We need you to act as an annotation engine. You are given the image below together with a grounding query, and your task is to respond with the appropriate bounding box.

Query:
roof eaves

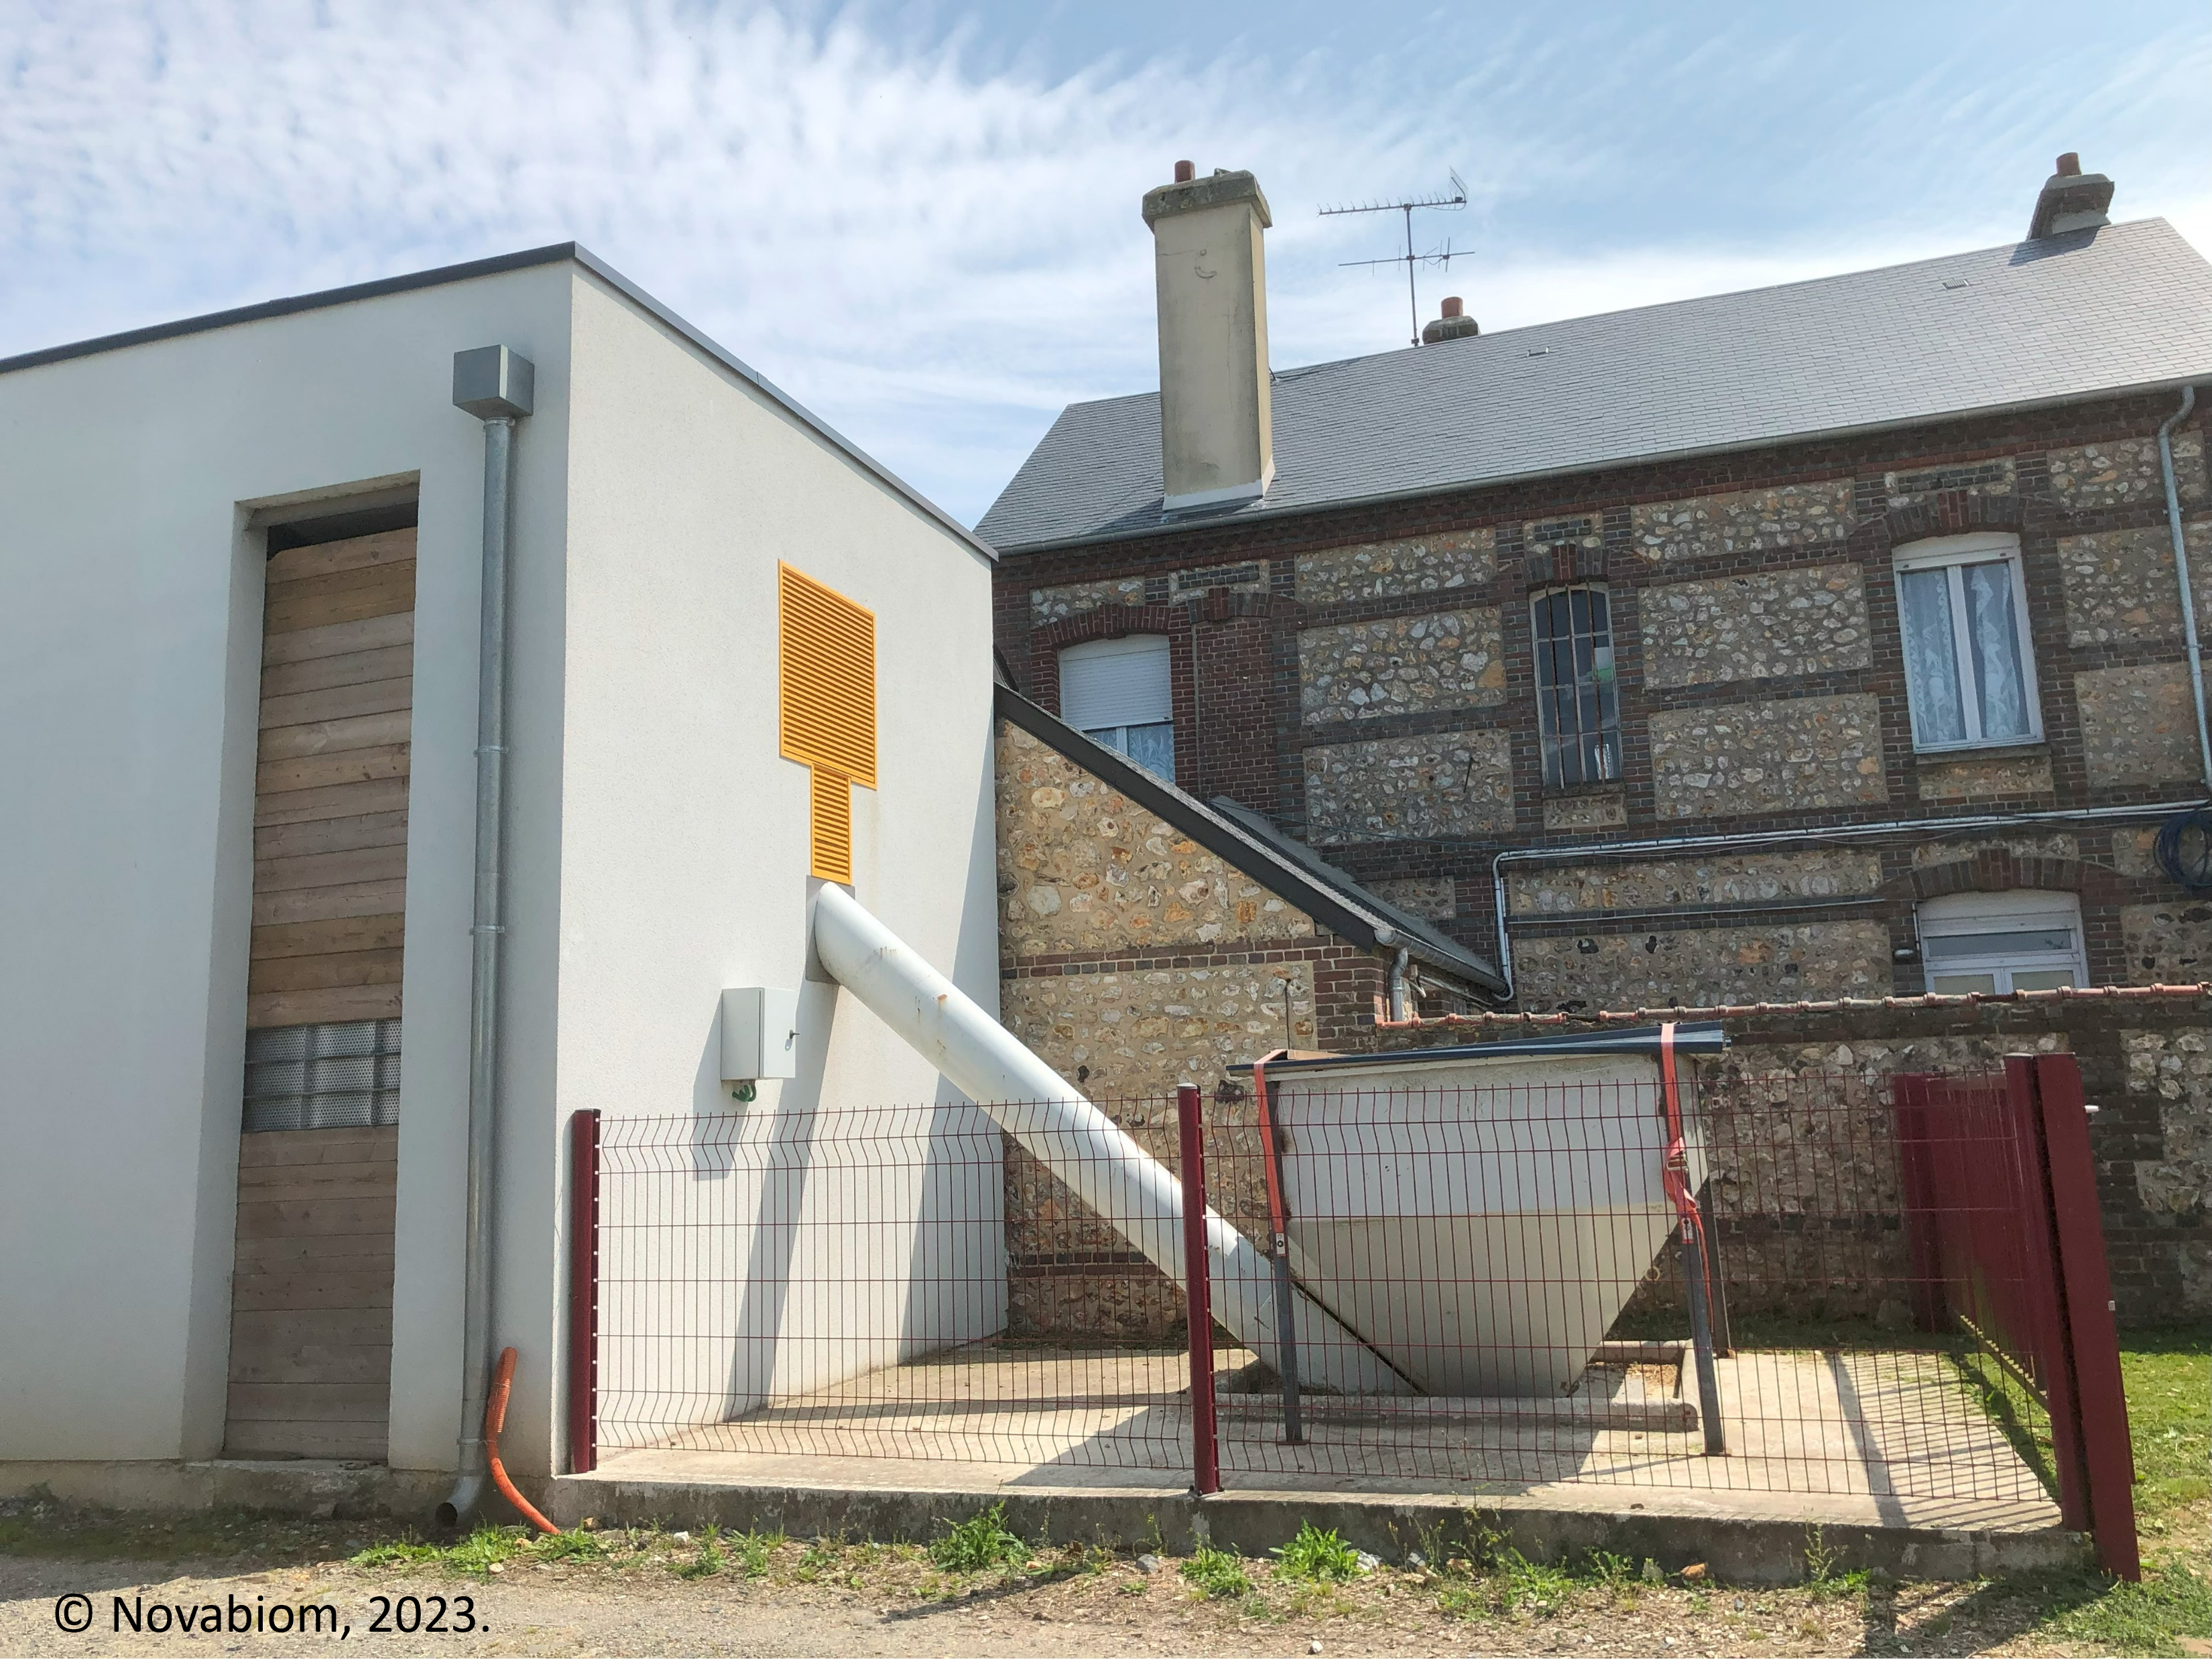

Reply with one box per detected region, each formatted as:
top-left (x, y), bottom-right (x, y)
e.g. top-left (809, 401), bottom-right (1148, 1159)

top-left (0, 241), bottom-right (995, 566)
top-left (988, 376), bottom-right (2212, 560)
top-left (993, 684), bottom-right (1503, 992)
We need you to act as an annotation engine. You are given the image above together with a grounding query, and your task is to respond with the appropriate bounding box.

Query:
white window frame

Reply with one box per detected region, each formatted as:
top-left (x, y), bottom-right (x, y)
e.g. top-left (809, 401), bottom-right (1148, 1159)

top-left (1914, 889), bottom-right (2088, 996)
top-left (1892, 533), bottom-right (2043, 753)
top-left (1058, 634), bottom-right (1175, 778)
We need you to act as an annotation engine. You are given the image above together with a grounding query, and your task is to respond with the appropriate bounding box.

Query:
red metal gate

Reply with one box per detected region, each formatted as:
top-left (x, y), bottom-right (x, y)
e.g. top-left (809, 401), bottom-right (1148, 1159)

top-left (1894, 1054), bottom-right (2139, 1579)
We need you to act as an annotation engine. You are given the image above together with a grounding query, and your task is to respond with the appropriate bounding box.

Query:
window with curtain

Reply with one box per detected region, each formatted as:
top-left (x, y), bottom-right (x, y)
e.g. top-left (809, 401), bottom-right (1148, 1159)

top-left (1914, 889), bottom-right (2087, 995)
top-left (1894, 534), bottom-right (2040, 751)
top-left (1532, 585), bottom-right (1621, 787)
top-left (1058, 635), bottom-right (1174, 779)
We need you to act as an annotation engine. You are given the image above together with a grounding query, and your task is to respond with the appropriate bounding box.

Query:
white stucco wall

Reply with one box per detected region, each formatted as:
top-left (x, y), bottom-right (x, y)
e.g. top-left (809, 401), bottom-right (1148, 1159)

top-left (0, 256), bottom-right (1001, 1483)
top-left (522, 274), bottom-right (1003, 1477)
top-left (0, 266), bottom-right (576, 1467)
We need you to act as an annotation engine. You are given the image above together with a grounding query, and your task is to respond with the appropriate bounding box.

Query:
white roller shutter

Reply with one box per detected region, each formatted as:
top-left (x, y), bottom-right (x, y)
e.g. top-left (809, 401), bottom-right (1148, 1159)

top-left (1059, 635), bottom-right (1172, 730)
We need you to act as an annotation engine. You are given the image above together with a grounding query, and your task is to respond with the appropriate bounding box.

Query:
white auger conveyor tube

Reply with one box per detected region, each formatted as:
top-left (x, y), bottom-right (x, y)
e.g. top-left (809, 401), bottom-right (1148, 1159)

top-left (812, 884), bottom-right (1407, 1395)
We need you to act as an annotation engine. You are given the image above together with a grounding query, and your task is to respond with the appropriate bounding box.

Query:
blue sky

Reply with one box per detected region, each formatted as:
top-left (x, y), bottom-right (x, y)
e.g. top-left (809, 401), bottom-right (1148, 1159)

top-left (5, 1), bottom-right (2206, 524)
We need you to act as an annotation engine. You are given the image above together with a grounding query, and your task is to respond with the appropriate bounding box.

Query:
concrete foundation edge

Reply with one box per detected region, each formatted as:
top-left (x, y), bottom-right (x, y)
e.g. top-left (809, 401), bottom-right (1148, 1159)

top-left (3, 1461), bottom-right (2089, 1586)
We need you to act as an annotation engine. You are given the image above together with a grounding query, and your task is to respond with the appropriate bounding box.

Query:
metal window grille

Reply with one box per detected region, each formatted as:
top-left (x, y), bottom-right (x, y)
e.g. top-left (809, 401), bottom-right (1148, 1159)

top-left (1533, 584), bottom-right (1620, 787)
top-left (241, 1019), bottom-right (402, 1132)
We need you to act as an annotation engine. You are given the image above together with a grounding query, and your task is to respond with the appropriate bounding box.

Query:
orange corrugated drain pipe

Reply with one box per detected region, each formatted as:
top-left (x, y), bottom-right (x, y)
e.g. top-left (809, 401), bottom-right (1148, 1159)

top-left (486, 1346), bottom-right (560, 1536)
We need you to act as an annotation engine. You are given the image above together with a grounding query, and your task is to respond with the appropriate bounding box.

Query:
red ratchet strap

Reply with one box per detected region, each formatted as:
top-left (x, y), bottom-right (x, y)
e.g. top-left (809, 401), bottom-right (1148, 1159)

top-left (1658, 1021), bottom-right (1705, 1236)
top-left (1251, 1049), bottom-right (1292, 1251)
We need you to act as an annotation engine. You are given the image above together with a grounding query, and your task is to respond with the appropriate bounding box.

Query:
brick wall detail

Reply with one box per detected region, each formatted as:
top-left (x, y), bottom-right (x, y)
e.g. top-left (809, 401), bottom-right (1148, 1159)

top-left (1915, 749), bottom-right (2055, 801)
top-left (1507, 848), bottom-right (1883, 916)
top-left (1511, 920), bottom-right (1891, 1013)
top-left (1032, 576), bottom-right (1146, 624)
top-left (1297, 608), bottom-right (1505, 722)
top-left (1641, 564), bottom-right (1870, 689)
top-left (1302, 728), bottom-right (1516, 842)
top-left (1646, 693), bottom-right (1887, 818)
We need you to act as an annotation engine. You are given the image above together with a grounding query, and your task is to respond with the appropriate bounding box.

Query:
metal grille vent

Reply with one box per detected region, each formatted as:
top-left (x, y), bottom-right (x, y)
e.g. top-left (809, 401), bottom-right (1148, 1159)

top-left (243, 1019), bottom-right (402, 1133)
top-left (778, 562), bottom-right (877, 883)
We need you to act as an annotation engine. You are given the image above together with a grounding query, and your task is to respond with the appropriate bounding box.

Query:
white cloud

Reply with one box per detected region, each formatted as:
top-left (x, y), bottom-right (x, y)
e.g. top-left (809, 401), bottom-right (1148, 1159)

top-left (2, 2), bottom-right (2205, 523)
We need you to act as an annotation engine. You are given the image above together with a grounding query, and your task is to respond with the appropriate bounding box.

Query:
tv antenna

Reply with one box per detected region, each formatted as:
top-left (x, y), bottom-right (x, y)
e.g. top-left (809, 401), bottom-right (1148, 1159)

top-left (1320, 170), bottom-right (1469, 347)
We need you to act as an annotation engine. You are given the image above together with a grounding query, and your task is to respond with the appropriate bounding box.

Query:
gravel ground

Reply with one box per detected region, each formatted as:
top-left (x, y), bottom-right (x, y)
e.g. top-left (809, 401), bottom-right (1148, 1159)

top-left (5, 1506), bottom-right (2202, 1659)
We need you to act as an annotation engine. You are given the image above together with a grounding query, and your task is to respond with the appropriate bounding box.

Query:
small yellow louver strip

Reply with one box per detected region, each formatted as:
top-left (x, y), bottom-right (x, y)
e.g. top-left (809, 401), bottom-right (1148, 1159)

top-left (779, 563), bottom-right (877, 885)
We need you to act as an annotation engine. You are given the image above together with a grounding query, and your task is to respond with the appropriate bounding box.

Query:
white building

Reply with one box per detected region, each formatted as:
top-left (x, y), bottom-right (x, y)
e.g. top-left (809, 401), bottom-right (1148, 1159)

top-left (0, 245), bottom-right (1001, 1496)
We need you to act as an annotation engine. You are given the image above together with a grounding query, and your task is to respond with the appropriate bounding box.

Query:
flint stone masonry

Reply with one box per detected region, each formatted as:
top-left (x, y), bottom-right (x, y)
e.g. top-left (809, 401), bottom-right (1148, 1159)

top-left (999, 962), bottom-right (1317, 1102)
top-left (1170, 561), bottom-right (1266, 602)
top-left (1294, 529), bottom-right (1498, 604)
top-left (2126, 1029), bottom-right (2212, 1220)
top-left (1512, 921), bottom-right (1890, 1012)
top-left (1302, 729), bottom-right (1516, 842)
top-left (1642, 564), bottom-right (1871, 689)
top-left (2048, 432), bottom-right (2207, 511)
top-left (1298, 608), bottom-right (1505, 723)
top-left (2074, 663), bottom-right (2201, 787)
top-left (2110, 828), bottom-right (2165, 877)
top-left (1510, 848), bottom-right (1882, 917)
top-left (2122, 902), bottom-right (2212, 984)
top-left (1373, 877), bottom-right (1456, 921)
top-left (1031, 576), bottom-right (1146, 624)
top-left (1544, 790), bottom-right (1627, 832)
top-left (1647, 694), bottom-right (1887, 818)
top-left (997, 724), bottom-right (1316, 957)
top-left (1916, 750), bottom-right (2054, 802)
top-left (2058, 521), bottom-right (2212, 647)
top-left (1912, 834), bottom-right (2077, 868)
top-left (1630, 480), bottom-right (1852, 563)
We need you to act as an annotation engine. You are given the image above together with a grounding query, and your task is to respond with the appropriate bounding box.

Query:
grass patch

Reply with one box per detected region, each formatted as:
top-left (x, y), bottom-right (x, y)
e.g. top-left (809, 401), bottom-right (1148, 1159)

top-left (1178, 1542), bottom-right (1251, 1598)
top-left (353, 1525), bottom-right (532, 1577)
top-left (731, 1527), bottom-right (783, 1578)
top-left (1271, 1521), bottom-right (1365, 1584)
top-left (926, 1504), bottom-right (1031, 1574)
top-left (1800, 1527), bottom-right (1868, 1601)
top-left (2118, 1331), bottom-right (2210, 1521)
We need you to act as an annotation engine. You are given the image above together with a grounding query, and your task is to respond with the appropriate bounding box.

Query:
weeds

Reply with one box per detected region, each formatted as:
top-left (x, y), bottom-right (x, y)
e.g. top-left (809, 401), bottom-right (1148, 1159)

top-left (672, 1527), bottom-right (724, 1580)
top-left (795, 1537), bottom-right (846, 1582)
top-left (731, 1527), bottom-right (783, 1578)
top-left (1801, 1525), bottom-right (1868, 1600)
top-left (1580, 1549), bottom-right (1639, 1597)
top-left (926, 1504), bottom-right (1031, 1574)
top-left (1179, 1542), bottom-right (1251, 1598)
top-left (1272, 1521), bottom-right (1365, 1584)
top-left (351, 1525), bottom-right (529, 1577)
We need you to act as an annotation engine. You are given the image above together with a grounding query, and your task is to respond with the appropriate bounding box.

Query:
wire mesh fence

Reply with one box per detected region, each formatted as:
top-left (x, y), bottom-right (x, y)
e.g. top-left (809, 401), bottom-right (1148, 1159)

top-left (580, 1059), bottom-right (2077, 1526)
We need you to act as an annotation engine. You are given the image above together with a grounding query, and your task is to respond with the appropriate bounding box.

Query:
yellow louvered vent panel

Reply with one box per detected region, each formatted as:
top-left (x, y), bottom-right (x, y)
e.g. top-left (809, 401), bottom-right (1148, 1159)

top-left (779, 563), bottom-right (876, 884)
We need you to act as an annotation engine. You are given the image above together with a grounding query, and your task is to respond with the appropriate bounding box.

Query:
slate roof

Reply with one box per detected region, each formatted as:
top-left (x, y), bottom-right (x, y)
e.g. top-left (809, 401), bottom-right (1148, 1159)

top-left (977, 217), bottom-right (2212, 552)
top-left (995, 684), bottom-right (1504, 994)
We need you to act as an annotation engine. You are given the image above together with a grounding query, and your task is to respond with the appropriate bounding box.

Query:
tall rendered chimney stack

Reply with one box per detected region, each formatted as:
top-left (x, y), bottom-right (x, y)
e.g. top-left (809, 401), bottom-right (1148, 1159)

top-left (1142, 162), bottom-right (1274, 511)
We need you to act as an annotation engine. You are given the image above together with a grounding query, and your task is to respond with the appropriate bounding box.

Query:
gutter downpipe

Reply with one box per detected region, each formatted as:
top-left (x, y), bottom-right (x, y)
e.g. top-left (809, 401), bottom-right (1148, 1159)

top-left (2156, 386), bottom-right (2211, 792)
top-left (440, 348), bottom-right (535, 1527)
top-left (1485, 799), bottom-right (2203, 1003)
top-left (1386, 946), bottom-right (1412, 1024)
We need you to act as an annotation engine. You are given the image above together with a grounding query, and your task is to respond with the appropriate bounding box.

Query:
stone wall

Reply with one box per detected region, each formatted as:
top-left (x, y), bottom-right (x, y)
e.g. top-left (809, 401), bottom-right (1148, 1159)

top-left (997, 722), bottom-right (1316, 957)
top-left (2074, 663), bottom-right (2201, 787)
top-left (1294, 529), bottom-right (1498, 603)
top-left (2048, 431), bottom-right (2207, 510)
top-left (1646, 694), bottom-right (1887, 818)
top-left (1302, 728), bottom-right (1515, 841)
top-left (1915, 749), bottom-right (2054, 801)
top-left (1508, 921), bottom-right (1891, 1013)
top-left (1297, 608), bottom-right (1504, 722)
top-left (1000, 962), bottom-right (1318, 1102)
top-left (2057, 520), bottom-right (2212, 646)
top-left (1640, 564), bottom-right (1871, 689)
top-left (1508, 848), bottom-right (1882, 915)
top-left (1629, 480), bottom-right (1853, 562)
top-left (1031, 576), bottom-right (1146, 623)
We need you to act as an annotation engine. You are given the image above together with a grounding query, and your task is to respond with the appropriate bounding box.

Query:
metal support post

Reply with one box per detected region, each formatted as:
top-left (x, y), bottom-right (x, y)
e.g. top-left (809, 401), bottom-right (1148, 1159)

top-left (1177, 1084), bottom-right (1220, 1496)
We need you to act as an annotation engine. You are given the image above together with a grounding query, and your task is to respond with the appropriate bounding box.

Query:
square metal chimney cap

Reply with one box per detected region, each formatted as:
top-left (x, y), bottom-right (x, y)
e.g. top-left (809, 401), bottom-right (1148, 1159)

top-left (452, 344), bottom-right (536, 419)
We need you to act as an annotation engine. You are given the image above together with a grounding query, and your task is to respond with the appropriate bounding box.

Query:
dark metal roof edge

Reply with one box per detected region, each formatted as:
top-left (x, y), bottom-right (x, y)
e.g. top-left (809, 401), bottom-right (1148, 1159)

top-left (1229, 1022), bottom-right (1729, 1073)
top-left (993, 684), bottom-right (1502, 990)
top-left (987, 379), bottom-right (2211, 559)
top-left (0, 241), bottom-right (996, 566)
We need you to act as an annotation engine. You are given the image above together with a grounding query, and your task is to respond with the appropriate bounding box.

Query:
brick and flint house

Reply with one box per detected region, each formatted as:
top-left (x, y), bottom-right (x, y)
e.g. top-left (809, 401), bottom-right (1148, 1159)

top-left (977, 155), bottom-right (2212, 1329)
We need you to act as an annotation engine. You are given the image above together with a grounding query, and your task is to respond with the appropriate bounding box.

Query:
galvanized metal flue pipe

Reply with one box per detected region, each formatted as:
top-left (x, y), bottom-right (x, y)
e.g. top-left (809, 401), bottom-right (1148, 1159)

top-left (441, 346), bottom-right (535, 1527)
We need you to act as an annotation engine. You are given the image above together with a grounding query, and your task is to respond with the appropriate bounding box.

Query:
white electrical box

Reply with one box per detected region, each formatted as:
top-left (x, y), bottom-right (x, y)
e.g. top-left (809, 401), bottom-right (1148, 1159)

top-left (720, 987), bottom-right (800, 1082)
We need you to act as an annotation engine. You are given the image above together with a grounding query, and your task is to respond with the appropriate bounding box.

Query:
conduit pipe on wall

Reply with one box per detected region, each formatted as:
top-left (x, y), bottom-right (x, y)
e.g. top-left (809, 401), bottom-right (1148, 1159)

top-left (811, 883), bottom-right (1408, 1395)
top-left (2156, 386), bottom-right (2211, 793)
top-left (440, 348), bottom-right (535, 1527)
top-left (1484, 800), bottom-right (2204, 1003)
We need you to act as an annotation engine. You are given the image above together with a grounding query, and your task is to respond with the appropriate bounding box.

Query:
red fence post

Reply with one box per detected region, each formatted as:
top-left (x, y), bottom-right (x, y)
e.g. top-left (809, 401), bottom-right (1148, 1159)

top-left (1177, 1082), bottom-right (1221, 1496)
top-left (1891, 1075), bottom-right (1947, 1332)
top-left (2030, 1055), bottom-right (2140, 1580)
top-left (2004, 1057), bottom-right (2090, 1531)
top-left (568, 1108), bottom-right (601, 1476)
